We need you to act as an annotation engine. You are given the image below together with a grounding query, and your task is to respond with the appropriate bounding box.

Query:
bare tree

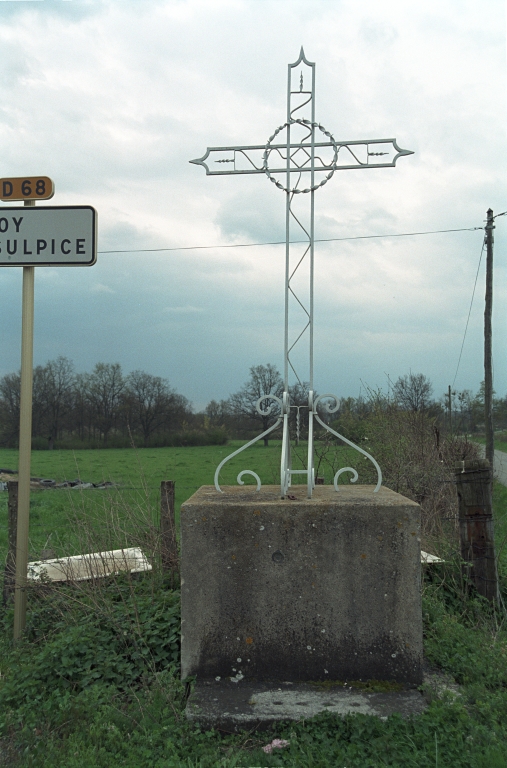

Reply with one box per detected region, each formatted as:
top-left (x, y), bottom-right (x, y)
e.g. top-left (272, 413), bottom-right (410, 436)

top-left (0, 358), bottom-right (75, 447)
top-left (0, 372), bottom-right (21, 446)
top-left (81, 363), bottom-right (125, 446)
top-left (393, 373), bottom-right (433, 412)
top-left (229, 364), bottom-right (284, 446)
top-left (205, 399), bottom-right (231, 425)
top-left (32, 365), bottom-right (50, 439)
top-left (32, 357), bottom-right (75, 447)
top-left (125, 370), bottom-right (177, 446)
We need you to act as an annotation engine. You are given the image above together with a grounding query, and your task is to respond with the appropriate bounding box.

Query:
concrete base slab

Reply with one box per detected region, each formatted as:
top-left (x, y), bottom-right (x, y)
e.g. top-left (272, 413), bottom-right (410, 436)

top-left (186, 679), bottom-right (427, 732)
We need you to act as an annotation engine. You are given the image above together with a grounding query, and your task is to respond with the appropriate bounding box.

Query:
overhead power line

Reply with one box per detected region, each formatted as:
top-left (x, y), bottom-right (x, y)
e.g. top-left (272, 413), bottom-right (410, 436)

top-left (452, 239), bottom-right (486, 387)
top-left (98, 225), bottom-right (483, 254)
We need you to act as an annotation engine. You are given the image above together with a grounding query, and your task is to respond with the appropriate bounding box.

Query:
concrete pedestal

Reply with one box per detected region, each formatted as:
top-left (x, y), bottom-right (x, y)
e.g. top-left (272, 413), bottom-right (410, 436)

top-left (180, 485), bottom-right (422, 688)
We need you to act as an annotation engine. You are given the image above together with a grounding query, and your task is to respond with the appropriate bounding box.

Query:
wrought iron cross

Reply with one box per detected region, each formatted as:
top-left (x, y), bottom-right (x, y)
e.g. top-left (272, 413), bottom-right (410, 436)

top-left (190, 48), bottom-right (413, 498)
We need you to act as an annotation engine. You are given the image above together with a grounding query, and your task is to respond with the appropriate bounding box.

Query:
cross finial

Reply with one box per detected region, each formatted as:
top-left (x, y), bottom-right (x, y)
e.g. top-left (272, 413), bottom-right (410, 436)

top-left (293, 46), bottom-right (312, 67)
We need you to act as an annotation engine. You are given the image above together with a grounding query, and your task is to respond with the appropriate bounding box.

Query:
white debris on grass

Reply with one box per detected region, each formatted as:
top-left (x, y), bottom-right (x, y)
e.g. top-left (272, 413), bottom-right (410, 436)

top-left (262, 739), bottom-right (290, 754)
top-left (27, 547), bottom-right (152, 583)
top-left (421, 550), bottom-right (444, 564)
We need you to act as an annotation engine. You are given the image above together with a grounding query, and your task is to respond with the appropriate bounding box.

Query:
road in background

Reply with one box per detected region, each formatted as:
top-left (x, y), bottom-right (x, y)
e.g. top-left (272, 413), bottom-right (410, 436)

top-left (477, 445), bottom-right (507, 487)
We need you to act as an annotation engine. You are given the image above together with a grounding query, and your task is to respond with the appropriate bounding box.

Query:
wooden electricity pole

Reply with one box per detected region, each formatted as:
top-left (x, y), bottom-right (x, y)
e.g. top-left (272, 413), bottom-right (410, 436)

top-left (484, 208), bottom-right (494, 470)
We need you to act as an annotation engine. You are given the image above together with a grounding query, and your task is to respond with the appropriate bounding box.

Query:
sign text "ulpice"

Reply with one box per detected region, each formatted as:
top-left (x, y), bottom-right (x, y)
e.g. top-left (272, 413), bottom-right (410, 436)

top-left (0, 216), bottom-right (87, 256)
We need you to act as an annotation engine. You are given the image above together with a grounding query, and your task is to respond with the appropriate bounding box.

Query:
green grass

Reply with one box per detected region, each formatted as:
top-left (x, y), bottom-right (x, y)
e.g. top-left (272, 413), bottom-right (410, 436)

top-left (0, 441), bottom-right (358, 563)
top-left (473, 436), bottom-right (507, 453)
top-left (0, 442), bottom-right (285, 562)
top-left (1, 446), bottom-right (507, 766)
top-left (493, 482), bottom-right (507, 572)
top-left (0, 439), bottom-right (357, 488)
top-left (2, 577), bottom-right (507, 767)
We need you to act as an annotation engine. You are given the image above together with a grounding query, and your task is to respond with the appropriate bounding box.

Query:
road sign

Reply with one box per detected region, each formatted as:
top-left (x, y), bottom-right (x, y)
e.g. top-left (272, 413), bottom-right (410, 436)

top-left (0, 205), bottom-right (97, 266)
top-left (0, 176), bottom-right (55, 202)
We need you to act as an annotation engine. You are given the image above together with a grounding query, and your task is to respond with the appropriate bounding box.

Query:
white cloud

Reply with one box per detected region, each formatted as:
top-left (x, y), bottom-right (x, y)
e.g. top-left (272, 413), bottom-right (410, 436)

top-left (91, 283), bottom-right (115, 294)
top-left (163, 305), bottom-right (204, 314)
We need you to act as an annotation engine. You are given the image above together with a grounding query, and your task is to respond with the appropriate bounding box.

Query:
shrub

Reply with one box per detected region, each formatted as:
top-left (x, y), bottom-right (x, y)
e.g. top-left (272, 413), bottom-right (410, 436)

top-left (0, 580), bottom-right (180, 718)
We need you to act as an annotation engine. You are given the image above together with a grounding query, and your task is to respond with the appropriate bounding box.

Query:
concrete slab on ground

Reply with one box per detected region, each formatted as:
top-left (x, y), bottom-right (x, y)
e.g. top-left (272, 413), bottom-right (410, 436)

top-left (186, 679), bottom-right (427, 732)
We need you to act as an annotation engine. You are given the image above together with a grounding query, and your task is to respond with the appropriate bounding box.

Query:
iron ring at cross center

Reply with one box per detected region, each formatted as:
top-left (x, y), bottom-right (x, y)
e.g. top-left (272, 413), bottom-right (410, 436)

top-left (262, 119), bottom-right (339, 194)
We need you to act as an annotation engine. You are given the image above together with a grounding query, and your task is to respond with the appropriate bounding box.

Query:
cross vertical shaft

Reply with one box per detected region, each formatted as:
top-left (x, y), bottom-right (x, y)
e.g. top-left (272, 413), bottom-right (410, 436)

top-left (281, 50), bottom-right (317, 496)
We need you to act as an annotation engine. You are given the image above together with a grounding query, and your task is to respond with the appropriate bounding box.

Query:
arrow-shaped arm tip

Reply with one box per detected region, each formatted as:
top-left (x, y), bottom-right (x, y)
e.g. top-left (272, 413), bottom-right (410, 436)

top-left (189, 149), bottom-right (211, 172)
top-left (392, 140), bottom-right (415, 163)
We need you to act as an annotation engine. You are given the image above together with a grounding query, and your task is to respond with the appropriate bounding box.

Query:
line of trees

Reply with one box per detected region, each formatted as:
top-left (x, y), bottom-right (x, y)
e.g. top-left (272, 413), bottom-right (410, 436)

top-left (205, 368), bottom-right (507, 446)
top-left (0, 357), bottom-right (212, 449)
top-left (1, 360), bottom-right (506, 450)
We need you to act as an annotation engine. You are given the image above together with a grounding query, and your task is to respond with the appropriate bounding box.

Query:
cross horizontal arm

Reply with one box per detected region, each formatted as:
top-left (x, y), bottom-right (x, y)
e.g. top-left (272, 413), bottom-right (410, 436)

top-left (189, 138), bottom-right (413, 176)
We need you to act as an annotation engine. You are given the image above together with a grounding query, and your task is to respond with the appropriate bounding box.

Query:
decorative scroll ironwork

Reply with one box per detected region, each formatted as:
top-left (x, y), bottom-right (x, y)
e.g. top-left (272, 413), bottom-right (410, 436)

top-left (191, 48), bottom-right (413, 497)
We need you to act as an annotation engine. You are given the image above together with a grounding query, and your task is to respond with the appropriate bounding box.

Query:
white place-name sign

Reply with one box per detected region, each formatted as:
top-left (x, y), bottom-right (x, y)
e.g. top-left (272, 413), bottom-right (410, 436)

top-left (0, 206), bottom-right (97, 266)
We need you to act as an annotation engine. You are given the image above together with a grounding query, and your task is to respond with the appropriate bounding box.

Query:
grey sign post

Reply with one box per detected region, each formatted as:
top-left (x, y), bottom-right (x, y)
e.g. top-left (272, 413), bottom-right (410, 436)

top-left (1, 197), bottom-right (98, 640)
top-left (191, 48), bottom-right (413, 499)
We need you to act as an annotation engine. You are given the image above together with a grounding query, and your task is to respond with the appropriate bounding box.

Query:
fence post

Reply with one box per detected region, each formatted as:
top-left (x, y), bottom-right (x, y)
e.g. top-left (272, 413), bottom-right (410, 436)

top-left (3, 481), bottom-right (18, 607)
top-left (160, 481), bottom-right (178, 584)
top-left (454, 459), bottom-right (498, 602)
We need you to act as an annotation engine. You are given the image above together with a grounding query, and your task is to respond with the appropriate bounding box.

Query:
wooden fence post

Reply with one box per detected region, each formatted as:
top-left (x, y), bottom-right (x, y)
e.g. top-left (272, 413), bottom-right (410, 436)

top-left (160, 481), bottom-right (178, 583)
top-left (454, 459), bottom-right (499, 602)
top-left (3, 481), bottom-right (18, 607)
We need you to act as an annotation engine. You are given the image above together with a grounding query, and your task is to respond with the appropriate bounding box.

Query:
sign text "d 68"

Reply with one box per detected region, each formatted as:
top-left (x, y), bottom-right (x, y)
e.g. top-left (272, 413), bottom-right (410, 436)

top-left (0, 177), bottom-right (55, 202)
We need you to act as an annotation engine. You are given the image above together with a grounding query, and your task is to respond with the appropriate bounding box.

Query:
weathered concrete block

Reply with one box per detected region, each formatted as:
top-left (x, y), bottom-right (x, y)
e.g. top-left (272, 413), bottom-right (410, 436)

top-left (180, 485), bottom-right (422, 685)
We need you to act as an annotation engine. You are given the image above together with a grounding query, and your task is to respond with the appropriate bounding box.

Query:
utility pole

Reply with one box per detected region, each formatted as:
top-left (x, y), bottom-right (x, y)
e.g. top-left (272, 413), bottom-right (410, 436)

top-left (484, 208), bottom-right (494, 470)
top-left (448, 385), bottom-right (452, 433)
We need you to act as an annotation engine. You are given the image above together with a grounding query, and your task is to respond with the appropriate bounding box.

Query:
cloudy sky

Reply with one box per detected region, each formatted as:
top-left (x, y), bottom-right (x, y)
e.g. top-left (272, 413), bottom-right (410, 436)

top-left (0, 0), bottom-right (505, 410)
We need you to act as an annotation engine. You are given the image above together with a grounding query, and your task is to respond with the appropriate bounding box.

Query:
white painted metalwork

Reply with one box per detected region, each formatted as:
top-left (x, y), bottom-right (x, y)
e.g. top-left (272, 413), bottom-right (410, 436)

top-left (191, 48), bottom-right (413, 498)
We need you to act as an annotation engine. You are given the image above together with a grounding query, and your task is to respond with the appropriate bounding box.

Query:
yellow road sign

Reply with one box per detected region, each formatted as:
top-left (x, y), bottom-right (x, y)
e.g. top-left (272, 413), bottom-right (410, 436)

top-left (0, 177), bottom-right (55, 201)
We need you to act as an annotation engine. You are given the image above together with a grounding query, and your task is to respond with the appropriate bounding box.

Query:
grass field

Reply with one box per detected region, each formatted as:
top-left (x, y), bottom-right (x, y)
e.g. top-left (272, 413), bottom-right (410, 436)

top-left (493, 482), bottom-right (507, 570)
top-left (0, 442), bottom-right (285, 563)
top-left (1, 444), bottom-right (507, 766)
top-left (0, 441), bottom-right (361, 563)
